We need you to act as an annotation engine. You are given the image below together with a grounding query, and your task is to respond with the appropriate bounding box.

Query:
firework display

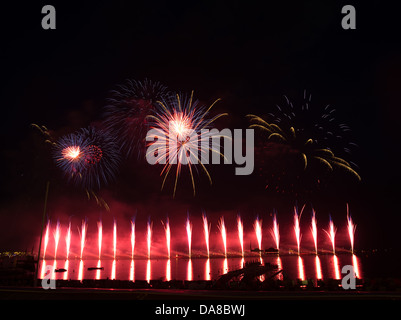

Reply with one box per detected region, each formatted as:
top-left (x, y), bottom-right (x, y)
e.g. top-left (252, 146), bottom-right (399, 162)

top-left (103, 79), bottom-right (169, 158)
top-left (146, 92), bottom-right (227, 196)
top-left (53, 126), bottom-right (121, 191)
top-left (247, 92), bottom-right (360, 197)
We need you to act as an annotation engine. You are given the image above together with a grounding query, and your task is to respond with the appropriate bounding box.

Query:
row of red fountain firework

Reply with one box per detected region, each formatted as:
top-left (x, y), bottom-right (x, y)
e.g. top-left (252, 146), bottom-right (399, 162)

top-left (40, 205), bottom-right (356, 260)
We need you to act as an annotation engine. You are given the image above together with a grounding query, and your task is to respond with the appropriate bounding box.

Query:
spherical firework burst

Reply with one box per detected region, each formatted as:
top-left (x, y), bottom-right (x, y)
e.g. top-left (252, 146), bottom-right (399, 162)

top-left (248, 92), bottom-right (360, 197)
top-left (103, 79), bottom-right (169, 159)
top-left (53, 126), bottom-right (121, 191)
top-left (146, 91), bottom-right (227, 197)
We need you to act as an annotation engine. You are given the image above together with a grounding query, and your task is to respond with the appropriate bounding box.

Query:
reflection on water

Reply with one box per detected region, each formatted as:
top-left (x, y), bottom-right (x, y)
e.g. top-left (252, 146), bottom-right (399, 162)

top-left (333, 255), bottom-right (341, 280)
top-left (205, 259), bottom-right (211, 281)
top-left (187, 259), bottom-right (193, 281)
top-left (315, 255), bottom-right (322, 280)
top-left (352, 254), bottom-right (360, 278)
top-left (297, 256), bottom-right (305, 281)
top-left (166, 259), bottom-right (171, 281)
top-left (130, 259), bottom-right (135, 282)
top-left (78, 260), bottom-right (84, 281)
top-left (146, 259), bottom-right (151, 283)
top-left (40, 254), bottom-right (363, 282)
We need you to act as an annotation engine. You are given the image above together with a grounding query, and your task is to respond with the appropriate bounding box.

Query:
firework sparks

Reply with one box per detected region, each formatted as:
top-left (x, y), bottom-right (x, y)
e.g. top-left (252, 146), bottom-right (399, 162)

top-left (97, 219), bottom-right (102, 259)
top-left (131, 217), bottom-right (136, 259)
top-left (293, 205), bottom-right (304, 255)
top-left (53, 220), bottom-right (60, 259)
top-left (254, 216), bottom-right (262, 252)
top-left (202, 212), bottom-right (211, 258)
top-left (311, 209), bottom-right (318, 254)
top-left (43, 219), bottom-right (50, 259)
top-left (186, 214), bottom-right (193, 259)
top-left (324, 216), bottom-right (337, 254)
top-left (146, 92), bottom-right (227, 197)
top-left (247, 93), bottom-right (360, 196)
top-left (79, 218), bottom-right (88, 260)
top-left (103, 79), bottom-right (169, 158)
top-left (218, 216), bottom-right (227, 257)
top-left (65, 221), bottom-right (71, 260)
top-left (113, 218), bottom-right (117, 259)
top-left (53, 126), bottom-right (121, 191)
top-left (270, 211), bottom-right (280, 251)
top-left (347, 204), bottom-right (356, 253)
top-left (147, 219), bottom-right (153, 259)
top-left (237, 215), bottom-right (244, 257)
top-left (163, 217), bottom-right (171, 259)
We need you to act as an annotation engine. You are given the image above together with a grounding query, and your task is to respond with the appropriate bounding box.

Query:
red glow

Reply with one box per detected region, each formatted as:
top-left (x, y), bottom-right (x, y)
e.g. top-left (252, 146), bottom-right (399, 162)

top-left (270, 213), bottom-right (280, 251)
top-left (294, 207), bottom-right (302, 255)
top-left (113, 219), bottom-right (117, 259)
top-left (333, 255), bottom-right (340, 279)
top-left (205, 259), bottom-right (211, 280)
top-left (311, 209), bottom-right (318, 254)
top-left (166, 259), bottom-right (171, 281)
top-left (65, 222), bottom-right (71, 260)
top-left (147, 220), bottom-right (152, 259)
top-left (347, 205), bottom-right (356, 253)
top-left (79, 219), bottom-right (87, 259)
top-left (146, 259), bottom-right (151, 283)
top-left (237, 215), bottom-right (244, 257)
top-left (298, 256), bottom-right (305, 281)
top-left (130, 259), bottom-right (135, 282)
top-left (218, 217), bottom-right (227, 257)
top-left (53, 220), bottom-right (60, 259)
top-left (96, 260), bottom-right (101, 280)
top-left (254, 217), bottom-right (262, 252)
top-left (325, 217), bottom-right (337, 255)
top-left (352, 254), bottom-right (360, 279)
top-left (315, 255), bottom-right (322, 280)
top-left (97, 219), bottom-right (102, 259)
top-left (186, 217), bottom-right (192, 258)
top-left (163, 218), bottom-right (171, 259)
top-left (43, 220), bottom-right (50, 259)
top-left (130, 220), bottom-right (135, 259)
top-left (187, 259), bottom-right (193, 281)
top-left (202, 213), bottom-right (211, 258)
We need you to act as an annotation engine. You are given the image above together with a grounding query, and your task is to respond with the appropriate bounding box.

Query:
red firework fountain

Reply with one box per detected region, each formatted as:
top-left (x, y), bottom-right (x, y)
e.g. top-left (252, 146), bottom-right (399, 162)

top-left (113, 219), bottom-right (117, 259)
top-left (147, 220), bottom-right (152, 259)
top-left (186, 216), bottom-right (192, 258)
top-left (218, 217), bottom-right (227, 257)
top-left (163, 217), bottom-right (171, 259)
top-left (53, 220), bottom-right (60, 259)
top-left (65, 221), bottom-right (71, 260)
top-left (325, 216), bottom-right (337, 254)
top-left (43, 220), bottom-right (50, 259)
top-left (131, 218), bottom-right (136, 259)
top-left (254, 217), bottom-right (262, 252)
top-left (202, 213), bottom-right (211, 258)
top-left (347, 204), bottom-right (356, 253)
top-left (311, 209), bottom-right (318, 254)
top-left (293, 206), bottom-right (303, 255)
top-left (237, 215), bottom-right (244, 257)
top-left (97, 219), bottom-right (102, 259)
top-left (270, 212), bottom-right (280, 252)
top-left (79, 218), bottom-right (88, 260)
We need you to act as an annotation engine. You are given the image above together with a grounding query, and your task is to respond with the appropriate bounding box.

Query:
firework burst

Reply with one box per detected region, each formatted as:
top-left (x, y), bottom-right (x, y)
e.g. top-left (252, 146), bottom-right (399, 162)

top-left (53, 126), bottom-right (121, 192)
top-left (146, 92), bottom-right (227, 196)
top-left (247, 92), bottom-right (360, 196)
top-left (103, 79), bottom-right (169, 158)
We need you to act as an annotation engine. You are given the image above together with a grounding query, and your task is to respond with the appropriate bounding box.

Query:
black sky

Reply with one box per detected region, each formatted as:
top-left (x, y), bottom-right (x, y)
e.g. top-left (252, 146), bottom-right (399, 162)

top-left (1, 1), bottom-right (401, 251)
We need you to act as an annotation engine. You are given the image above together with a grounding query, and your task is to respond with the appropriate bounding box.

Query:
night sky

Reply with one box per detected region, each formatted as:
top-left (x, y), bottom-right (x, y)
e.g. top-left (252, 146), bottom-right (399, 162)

top-left (1, 1), bottom-right (400, 253)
